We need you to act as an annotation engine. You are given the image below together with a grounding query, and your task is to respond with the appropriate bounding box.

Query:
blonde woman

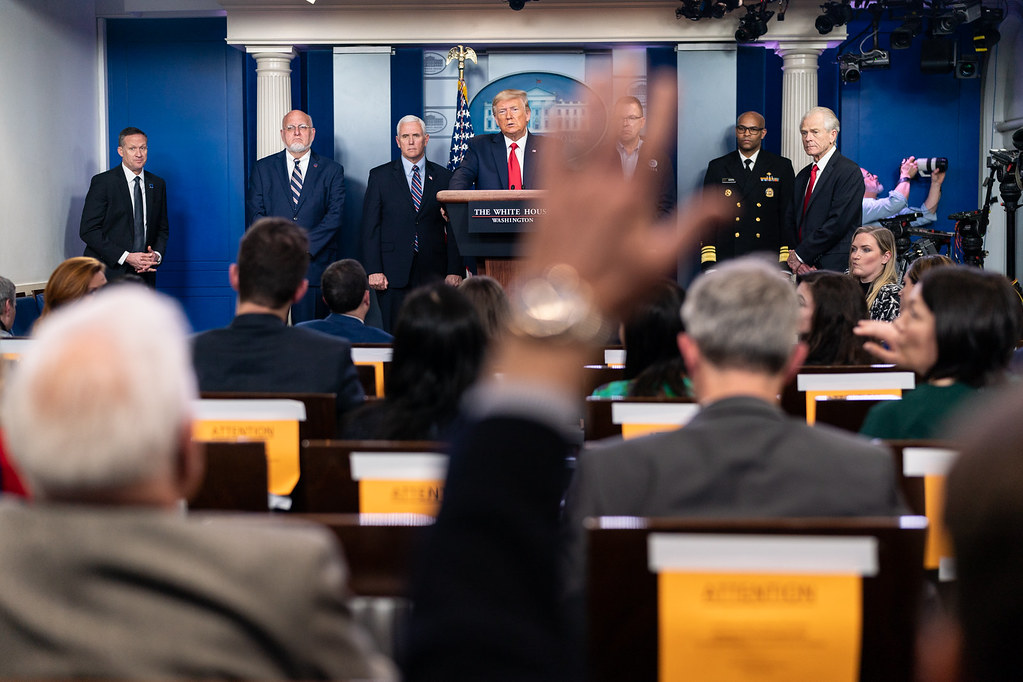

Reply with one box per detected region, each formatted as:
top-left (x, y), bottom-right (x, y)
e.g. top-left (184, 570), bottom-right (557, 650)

top-left (849, 225), bottom-right (900, 321)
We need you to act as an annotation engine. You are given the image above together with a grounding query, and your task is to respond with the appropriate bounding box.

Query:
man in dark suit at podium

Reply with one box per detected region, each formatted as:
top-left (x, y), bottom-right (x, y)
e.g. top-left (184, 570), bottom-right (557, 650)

top-left (361, 115), bottom-right (462, 332)
top-left (247, 110), bottom-right (345, 322)
top-left (79, 127), bottom-right (169, 284)
top-left (450, 89), bottom-right (545, 191)
top-left (702, 111), bottom-right (794, 268)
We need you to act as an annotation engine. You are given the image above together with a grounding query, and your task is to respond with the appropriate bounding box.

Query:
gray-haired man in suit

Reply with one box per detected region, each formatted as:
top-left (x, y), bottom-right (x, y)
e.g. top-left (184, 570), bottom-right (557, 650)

top-left (563, 256), bottom-right (905, 600)
top-left (0, 285), bottom-right (394, 680)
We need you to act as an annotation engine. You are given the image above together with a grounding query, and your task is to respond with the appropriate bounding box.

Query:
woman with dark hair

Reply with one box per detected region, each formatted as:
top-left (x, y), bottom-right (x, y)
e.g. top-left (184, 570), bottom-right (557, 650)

top-left (899, 253), bottom-right (953, 304)
top-left (849, 225), bottom-right (900, 321)
top-left (39, 257), bottom-right (106, 320)
top-left (796, 270), bottom-right (872, 365)
top-left (591, 280), bottom-right (690, 398)
top-left (344, 282), bottom-right (486, 440)
top-left (855, 266), bottom-right (1022, 439)
top-left (459, 275), bottom-right (509, 343)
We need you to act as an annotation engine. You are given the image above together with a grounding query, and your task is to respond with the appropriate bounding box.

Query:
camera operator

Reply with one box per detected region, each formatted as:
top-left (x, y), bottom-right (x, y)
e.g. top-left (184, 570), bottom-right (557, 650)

top-left (862, 156), bottom-right (945, 227)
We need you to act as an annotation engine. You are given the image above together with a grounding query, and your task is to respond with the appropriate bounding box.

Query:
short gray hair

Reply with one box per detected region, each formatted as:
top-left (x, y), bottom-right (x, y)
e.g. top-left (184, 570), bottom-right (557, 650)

top-left (681, 257), bottom-right (798, 374)
top-left (0, 276), bottom-right (14, 307)
top-left (396, 115), bottom-right (427, 136)
top-left (1, 287), bottom-right (196, 499)
top-left (801, 106), bottom-right (840, 133)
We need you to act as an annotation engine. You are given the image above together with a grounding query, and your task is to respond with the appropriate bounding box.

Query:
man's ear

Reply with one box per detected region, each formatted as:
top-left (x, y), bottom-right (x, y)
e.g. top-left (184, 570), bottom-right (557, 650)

top-left (678, 333), bottom-right (700, 371)
top-left (361, 289), bottom-right (370, 307)
top-left (228, 264), bottom-right (240, 293)
top-left (174, 422), bottom-right (204, 503)
top-left (292, 279), bottom-right (309, 304)
top-left (783, 341), bottom-right (809, 384)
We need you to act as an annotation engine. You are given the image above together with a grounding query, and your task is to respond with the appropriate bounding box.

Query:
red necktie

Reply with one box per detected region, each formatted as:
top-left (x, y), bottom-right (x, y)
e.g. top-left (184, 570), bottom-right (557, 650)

top-left (508, 142), bottom-right (522, 190)
top-left (800, 163), bottom-right (818, 240)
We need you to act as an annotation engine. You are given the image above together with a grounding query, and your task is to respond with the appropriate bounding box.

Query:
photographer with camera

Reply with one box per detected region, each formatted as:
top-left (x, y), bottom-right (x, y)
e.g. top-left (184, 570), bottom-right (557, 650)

top-left (862, 157), bottom-right (947, 228)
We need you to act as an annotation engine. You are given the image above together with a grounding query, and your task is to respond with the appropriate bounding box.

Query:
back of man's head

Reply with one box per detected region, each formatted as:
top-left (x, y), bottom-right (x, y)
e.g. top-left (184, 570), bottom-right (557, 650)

top-left (237, 217), bottom-right (310, 308)
top-left (0, 275), bottom-right (14, 323)
top-left (681, 257), bottom-right (798, 374)
top-left (322, 259), bottom-right (368, 314)
top-left (0, 287), bottom-right (196, 501)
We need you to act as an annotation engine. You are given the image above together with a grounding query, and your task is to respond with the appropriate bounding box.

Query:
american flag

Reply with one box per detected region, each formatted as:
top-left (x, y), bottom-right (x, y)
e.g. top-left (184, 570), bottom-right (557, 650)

top-left (447, 78), bottom-right (474, 171)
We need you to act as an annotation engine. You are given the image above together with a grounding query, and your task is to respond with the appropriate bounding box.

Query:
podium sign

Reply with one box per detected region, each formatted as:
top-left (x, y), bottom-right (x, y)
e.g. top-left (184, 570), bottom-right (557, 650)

top-left (468, 200), bottom-right (546, 234)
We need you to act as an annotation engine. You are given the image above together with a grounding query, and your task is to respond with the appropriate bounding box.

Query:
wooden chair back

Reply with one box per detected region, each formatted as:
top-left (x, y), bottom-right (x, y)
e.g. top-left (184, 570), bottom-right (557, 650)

top-left (586, 516), bottom-right (927, 682)
top-left (291, 513), bottom-right (433, 597)
top-left (584, 397), bottom-right (699, 441)
top-left (295, 439), bottom-right (447, 514)
top-left (200, 391), bottom-right (336, 440)
top-left (351, 344), bottom-right (393, 397)
top-left (189, 441), bottom-right (268, 511)
top-left (885, 439), bottom-right (959, 575)
top-left (781, 365), bottom-right (915, 424)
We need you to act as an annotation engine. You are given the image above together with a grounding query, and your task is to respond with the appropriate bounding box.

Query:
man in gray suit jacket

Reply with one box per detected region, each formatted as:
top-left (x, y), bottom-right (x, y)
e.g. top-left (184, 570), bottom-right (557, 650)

top-left (0, 286), bottom-right (394, 680)
top-left (563, 257), bottom-right (905, 599)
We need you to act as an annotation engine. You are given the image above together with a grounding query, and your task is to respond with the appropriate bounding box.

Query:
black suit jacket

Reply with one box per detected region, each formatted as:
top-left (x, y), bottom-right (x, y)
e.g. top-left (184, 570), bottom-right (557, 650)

top-left (404, 415), bottom-right (573, 680)
top-left (361, 159), bottom-right (461, 289)
top-left (703, 149), bottom-right (794, 262)
top-left (80, 166), bottom-right (169, 277)
top-left (191, 313), bottom-right (365, 426)
top-left (794, 150), bottom-right (865, 271)
top-left (246, 151), bottom-right (345, 283)
top-left (449, 133), bottom-right (545, 190)
top-left (611, 142), bottom-right (676, 218)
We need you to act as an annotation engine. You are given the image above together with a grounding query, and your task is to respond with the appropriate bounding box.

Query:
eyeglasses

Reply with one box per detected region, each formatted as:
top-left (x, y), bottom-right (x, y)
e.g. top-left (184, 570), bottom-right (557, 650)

top-left (620, 115), bottom-right (644, 123)
top-left (285, 125), bottom-right (312, 133)
top-left (735, 125), bottom-right (764, 134)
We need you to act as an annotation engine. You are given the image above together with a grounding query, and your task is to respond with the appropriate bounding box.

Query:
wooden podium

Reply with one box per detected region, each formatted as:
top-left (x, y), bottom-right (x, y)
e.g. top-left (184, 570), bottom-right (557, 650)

top-left (438, 189), bottom-right (546, 289)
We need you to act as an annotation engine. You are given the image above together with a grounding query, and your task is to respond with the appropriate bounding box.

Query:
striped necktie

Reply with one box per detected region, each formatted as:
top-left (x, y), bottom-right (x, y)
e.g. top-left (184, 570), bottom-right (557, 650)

top-left (411, 164), bottom-right (423, 211)
top-left (291, 157), bottom-right (303, 207)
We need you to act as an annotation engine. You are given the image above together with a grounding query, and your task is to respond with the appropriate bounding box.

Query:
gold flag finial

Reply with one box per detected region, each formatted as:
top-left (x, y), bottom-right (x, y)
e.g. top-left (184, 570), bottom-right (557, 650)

top-left (445, 45), bottom-right (478, 81)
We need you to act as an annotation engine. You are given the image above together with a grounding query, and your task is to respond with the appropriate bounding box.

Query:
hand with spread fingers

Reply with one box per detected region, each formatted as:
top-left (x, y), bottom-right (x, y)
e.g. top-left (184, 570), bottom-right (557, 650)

top-left (494, 73), bottom-right (731, 392)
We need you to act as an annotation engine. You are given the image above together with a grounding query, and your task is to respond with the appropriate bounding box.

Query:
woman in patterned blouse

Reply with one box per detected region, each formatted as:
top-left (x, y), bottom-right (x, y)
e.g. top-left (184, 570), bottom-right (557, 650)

top-left (849, 225), bottom-right (901, 322)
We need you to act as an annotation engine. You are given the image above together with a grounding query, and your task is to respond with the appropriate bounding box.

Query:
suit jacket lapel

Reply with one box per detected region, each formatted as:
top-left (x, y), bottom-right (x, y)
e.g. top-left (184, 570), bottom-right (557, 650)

top-left (115, 167), bottom-right (134, 215)
top-left (491, 134), bottom-right (509, 189)
top-left (420, 162), bottom-right (438, 213)
top-left (392, 159), bottom-right (419, 213)
top-left (294, 152), bottom-right (321, 213)
top-left (523, 135), bottom-right (539, 189)
top-left (805, 155), bottom-right (834, 213)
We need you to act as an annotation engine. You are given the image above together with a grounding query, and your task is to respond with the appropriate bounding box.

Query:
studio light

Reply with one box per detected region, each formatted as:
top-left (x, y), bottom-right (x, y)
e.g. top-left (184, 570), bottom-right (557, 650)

top-left (815, 1), bottom-right (853, 35)
top-left (932, 1), bottom-right (981, 35)
top-left (508, 0), bottom-right (535, 9)
top-left (972, 7), bottom-right (1004, 51)
top-left (839, 54), bottom-right (861, 83)
top-left (891, 16), bottom-right (923, 49)
top-left (676, 0), bottom-right (742, 22)
top-left (735, 6), bottom-right (774, 42)
top-left (955, 53), bottom-right (980, 78)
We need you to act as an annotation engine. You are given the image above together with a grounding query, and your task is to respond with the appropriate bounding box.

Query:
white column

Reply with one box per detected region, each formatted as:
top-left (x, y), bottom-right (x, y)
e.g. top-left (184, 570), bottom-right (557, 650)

top-left (774, 42), bottom-right (832, 168)
top-left (246, 46), bottom-right (297, 160)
